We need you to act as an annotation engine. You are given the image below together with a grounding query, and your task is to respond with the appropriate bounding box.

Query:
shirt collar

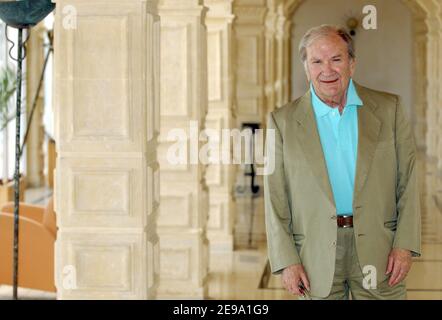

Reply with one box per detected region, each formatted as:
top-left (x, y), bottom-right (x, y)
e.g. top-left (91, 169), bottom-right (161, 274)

top-left (310, 79), bottom-right (363, 118)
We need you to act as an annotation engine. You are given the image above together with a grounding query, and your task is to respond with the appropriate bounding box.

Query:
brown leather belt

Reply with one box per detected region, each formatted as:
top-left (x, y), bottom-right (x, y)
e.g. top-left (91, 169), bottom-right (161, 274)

top-left (337, 215), bottom-right (353, 228)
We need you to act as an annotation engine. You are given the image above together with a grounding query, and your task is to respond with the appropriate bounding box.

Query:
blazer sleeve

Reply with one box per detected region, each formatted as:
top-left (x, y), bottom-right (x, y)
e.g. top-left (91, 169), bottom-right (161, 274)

top-left (264, 111), bottom-right (302, 274)
top-left (392, 96), bottom-right (421, 257)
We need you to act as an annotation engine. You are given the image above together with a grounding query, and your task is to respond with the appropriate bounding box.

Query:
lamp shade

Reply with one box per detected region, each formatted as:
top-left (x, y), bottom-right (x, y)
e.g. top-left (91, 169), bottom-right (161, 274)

top-left (0, 0), bottom-right (55, 28)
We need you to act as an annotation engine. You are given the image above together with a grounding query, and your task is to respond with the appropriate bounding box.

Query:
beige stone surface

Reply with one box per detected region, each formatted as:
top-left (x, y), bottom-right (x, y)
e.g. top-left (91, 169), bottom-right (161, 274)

top-left (204, 0), bottom-right (237, 254)
top-left (53, 0), bottom-right (160, 299)
top-left (157, 0), bottom-right (210, 298)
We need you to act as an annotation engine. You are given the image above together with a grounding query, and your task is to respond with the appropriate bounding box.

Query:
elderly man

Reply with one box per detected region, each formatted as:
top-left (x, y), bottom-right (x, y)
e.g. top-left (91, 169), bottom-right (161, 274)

top-left (264, 25), bottom-right (421, 300)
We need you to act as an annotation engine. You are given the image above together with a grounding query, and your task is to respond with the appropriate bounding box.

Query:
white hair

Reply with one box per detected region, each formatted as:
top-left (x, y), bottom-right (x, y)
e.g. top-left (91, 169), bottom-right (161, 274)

top-left (299, 24), bottom-right (355, 66)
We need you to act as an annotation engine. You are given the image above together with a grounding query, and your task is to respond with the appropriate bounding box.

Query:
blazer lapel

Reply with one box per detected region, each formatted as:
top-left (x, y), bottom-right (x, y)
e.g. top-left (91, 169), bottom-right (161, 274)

top-left (353, 83), bottom-right (381, 203)
top-left (293, 89), bottom-right (336, 208)
top-left (292, 83), bottom-right (381, 211)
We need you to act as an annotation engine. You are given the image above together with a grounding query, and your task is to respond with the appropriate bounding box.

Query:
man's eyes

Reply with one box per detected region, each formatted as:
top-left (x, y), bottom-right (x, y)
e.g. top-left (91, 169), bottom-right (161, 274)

top-left (311, 59), bottom-right (341, 64)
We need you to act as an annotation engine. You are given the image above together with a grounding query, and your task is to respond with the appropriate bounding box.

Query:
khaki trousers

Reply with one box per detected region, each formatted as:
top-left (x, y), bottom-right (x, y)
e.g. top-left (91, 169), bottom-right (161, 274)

top-left (300, 227), bottom-right (407, 300)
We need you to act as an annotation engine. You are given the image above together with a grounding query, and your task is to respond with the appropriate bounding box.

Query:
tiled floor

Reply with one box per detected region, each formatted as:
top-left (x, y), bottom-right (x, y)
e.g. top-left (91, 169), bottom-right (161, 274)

top-left (0, 286), bottom-right (56, 300)
top-left (208, 246), bottom-right (296, 300)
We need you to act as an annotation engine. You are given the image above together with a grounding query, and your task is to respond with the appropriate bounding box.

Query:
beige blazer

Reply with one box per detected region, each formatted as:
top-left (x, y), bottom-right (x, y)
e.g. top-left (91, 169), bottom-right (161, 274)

top-left (264, 82), bottom-right (421, 297)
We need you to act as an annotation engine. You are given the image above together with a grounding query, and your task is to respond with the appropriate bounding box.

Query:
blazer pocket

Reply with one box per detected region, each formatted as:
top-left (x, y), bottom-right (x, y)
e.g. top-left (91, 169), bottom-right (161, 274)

top-left (293, 234), bottom-right (305, 252)
top-left (384, 220), bottom-right (397, 231)
top-left (293, 234), bottom-right (305, 242)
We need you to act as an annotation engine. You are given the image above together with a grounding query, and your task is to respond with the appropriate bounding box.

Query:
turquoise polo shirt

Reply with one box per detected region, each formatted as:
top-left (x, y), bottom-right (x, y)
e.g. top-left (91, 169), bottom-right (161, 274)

top-left (310, 79), bottom-right (363, 216)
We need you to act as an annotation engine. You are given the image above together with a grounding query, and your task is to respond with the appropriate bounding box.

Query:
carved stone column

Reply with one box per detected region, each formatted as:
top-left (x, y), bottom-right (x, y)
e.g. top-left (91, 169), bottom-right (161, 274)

top-left (157, 0), bottom-right (209, 298)
top-left (421, 2), bottom-right (441, 160)
top-left (411, 16), bottom-right (428, 151)
top-left (434, 1), bottom-right (442, 209)
top-left (204, 0), bottom-right (237, 254)
top-left (435, 7), bottom-right (442, 173)
top-left (275, 7), bottom-right (291, 108)
top-left (264, 5), bottom-right (276, 117)
top-left (414, 0), bottom-right (442, 240)
top-left (53, 0), bottom-right (160, 299)
top-left (233, 0), bottom-right (267, 127)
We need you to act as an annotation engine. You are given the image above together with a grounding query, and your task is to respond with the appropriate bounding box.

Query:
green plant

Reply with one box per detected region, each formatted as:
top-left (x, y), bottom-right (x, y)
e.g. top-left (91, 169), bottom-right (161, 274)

top-left (0, 65), bottom-right (17, 184)
top-left (0, 66), bottom-right (17, 131)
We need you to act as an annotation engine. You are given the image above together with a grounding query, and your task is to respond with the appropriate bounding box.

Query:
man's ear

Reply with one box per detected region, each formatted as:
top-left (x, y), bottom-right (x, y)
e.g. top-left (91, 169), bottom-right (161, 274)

top-left (304, 62), bottom-right (311, 81)
top-left (349, 58), bottom-right (356, 77)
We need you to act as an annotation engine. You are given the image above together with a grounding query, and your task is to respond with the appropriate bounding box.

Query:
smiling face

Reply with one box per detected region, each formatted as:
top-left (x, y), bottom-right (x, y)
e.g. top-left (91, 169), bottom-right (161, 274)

top-left (305, 33), bottom-right (355, 106)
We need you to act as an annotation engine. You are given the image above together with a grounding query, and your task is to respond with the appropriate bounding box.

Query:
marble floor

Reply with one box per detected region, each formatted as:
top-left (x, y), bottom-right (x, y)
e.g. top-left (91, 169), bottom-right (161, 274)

top-left (0, 153), bottom-right (441, 300)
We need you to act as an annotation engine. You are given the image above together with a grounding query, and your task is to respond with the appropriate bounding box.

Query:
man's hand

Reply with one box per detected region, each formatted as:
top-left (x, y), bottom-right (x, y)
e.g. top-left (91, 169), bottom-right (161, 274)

top-left (386, 248), bottom-right (412, 287)
top-left (282, 264), bottom-right (310, 295)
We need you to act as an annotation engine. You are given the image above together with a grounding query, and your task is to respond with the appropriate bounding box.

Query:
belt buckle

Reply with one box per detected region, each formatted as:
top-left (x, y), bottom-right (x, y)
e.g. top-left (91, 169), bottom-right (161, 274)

top-left (338, 214), bottom-right (352, 228)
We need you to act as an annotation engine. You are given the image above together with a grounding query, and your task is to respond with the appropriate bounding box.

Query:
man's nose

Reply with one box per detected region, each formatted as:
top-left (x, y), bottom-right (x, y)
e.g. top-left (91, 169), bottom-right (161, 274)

top-left (321, 61), bottom-right (333, 73)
